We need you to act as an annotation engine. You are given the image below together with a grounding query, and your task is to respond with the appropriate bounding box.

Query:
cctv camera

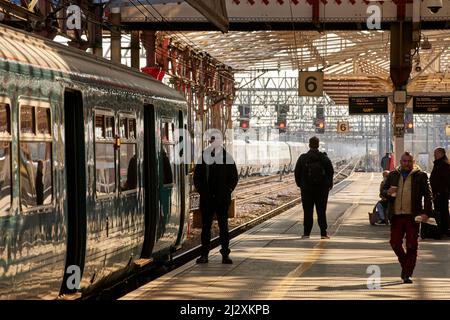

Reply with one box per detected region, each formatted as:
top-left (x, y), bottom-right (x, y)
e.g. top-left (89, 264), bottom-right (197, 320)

top-left (427, 0), bottom-right (443, 14)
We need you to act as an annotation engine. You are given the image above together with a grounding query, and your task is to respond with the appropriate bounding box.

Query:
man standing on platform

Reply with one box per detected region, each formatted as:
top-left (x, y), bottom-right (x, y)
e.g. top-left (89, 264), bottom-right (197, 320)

top-left (430, 147), bottom-right (450, 238)
top-left (194, 133), bottom-right (239, 264)
top-left (295, 136), bottom-right (334, 239)
top-left (381, 152), bottom-right (391, 171)
top-left (382, 151), bottom-right (433, 283)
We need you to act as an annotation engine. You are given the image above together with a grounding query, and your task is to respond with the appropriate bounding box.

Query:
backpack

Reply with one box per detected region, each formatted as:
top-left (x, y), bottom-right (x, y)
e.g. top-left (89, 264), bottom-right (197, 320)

top-left (304, 155), bottom-right (326, 186)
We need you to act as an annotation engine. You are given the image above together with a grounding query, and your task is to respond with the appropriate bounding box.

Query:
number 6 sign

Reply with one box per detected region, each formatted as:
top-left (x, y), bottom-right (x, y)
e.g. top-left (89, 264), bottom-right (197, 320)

top-left (298, 71), bottom-right (323, 97)
top-left (337, 121), bottom-right (349, 133)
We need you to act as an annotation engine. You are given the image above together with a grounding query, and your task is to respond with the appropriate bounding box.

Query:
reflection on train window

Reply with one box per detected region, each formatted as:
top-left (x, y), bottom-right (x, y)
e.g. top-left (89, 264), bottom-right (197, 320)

top-left (162, 144), bottom-right (173, 185)
top-left (105, 116), bottom-right (114, 138)
top-left (0, 104), bottom-right (10, 134)
top-left (0, 103), bottom-right (11, 215)
top-left (20, 106), bottom-right (35, 134)
top-left (36, 107), bottom-right (51, 135)
top-left (0, 142), bottom-right (11, 214)
top-left (120, 144), bottom-right (137, 191)
top-left (119, 115), bottom-right (137, 192)
top-left (95, 112), bottom-right (116, 196)
top-left (129, 119), bottom-right (136, 139)
top-left (161, 121), bottom-right (174, 143)
top-left (19, 104), bottom-right (53, 210)
top-left (19, 142), bottom-right (52, 208)
top-left (95, 142), bottom-right (116, 195)
top-left (119, 118), bottom-right (128, 139)
top-left (161, 121), bottom-right (174, 185)
top-left (95, 115), bottom-right (105, 139)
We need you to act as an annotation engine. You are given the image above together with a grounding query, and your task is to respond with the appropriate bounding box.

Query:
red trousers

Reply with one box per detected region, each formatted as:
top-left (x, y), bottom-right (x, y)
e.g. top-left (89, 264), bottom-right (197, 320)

top-left (390, 214), bottom-right (420, 278)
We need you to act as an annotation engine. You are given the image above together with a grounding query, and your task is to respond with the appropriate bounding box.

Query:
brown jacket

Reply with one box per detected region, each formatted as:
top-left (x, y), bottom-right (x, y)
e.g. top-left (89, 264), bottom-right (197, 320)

top-left (381, 166), bottom-right (433, 220)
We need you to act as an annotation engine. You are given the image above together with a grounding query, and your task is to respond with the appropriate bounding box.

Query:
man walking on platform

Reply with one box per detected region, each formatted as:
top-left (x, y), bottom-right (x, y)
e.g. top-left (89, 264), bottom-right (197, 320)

top-left (194, 134), bottom-right (239, 264)
top-left (295, 136), bottom-right (334, 239)
top-left (430, 147), bottom-right (450, 238)
top-left (382, 152), bottom-right (432, 283)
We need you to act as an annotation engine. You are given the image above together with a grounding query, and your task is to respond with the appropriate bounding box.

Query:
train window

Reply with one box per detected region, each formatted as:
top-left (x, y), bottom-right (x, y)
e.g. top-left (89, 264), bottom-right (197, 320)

top-left (128, 119), bottom-right (136, 139)
top-left (119, 114), bottom-right (137, 192)
top-left (105, 116), bottom-right (114, 139)
top-left (20, 106), bottom-right (35, 134)
top-left (0, 103), bottom-right (11, 215)
top-left (161, 121), bottom-right (174, 143)
top-left (162, 122), bottom-right (169, 142)
top-left (95, 115), bottom-right (105, 139)
top-left (119, 144), bottom-right (137, 191)
top-left (36, 107), bottom-right (51, 135)
top-left (19, 103), bottom-right (53, 210)
top-left (19, 142), bottom-right (53, 208)
top-left (161, 144), bottom-right (173, 185)
top-left (95, 142), bottom-right (116, 195)
top-left (0, 104), bottom-right (10, 134)
top-left (0, 142), bottom-right (11, 214)
top-left (161, 121), bottom-right (174, 185)
top-left (95, 112), bottom-right (116, 196)
top-left (119, 118), bottom-right (128, 139)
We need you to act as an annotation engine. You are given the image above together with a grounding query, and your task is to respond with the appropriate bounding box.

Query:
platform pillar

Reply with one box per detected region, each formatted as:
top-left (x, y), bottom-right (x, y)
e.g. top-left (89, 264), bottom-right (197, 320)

top-left (130, 31), bottom-right (140, 70)
top-left (142, 30), bottom-right (156, 68)
top-left (110, 7), bottom-right (121, 63)
top-left (390, 21), bottom-right (415, 162)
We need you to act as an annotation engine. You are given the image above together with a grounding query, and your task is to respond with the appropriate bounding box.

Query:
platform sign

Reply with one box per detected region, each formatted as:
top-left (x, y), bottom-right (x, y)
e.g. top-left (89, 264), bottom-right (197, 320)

top-left (413, 96), bottom-right (450, 114)
top-left (337, 121), bottom-right (349, 133)
top-left (299, 71), bottom-right (323, 97)
top-left (348, 96), bottom-right (388, 114)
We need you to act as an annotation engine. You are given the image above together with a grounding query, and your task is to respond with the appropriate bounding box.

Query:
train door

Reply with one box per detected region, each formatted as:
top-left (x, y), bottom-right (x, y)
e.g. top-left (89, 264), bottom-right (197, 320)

top-left (174, 110), bottom-right (187, 248)
top-left (159, 120), bottom-right (179, 242)
top-left (60, 89), bottom-right (86, 294)
top-left (141, 104), bottom-right (157, 258)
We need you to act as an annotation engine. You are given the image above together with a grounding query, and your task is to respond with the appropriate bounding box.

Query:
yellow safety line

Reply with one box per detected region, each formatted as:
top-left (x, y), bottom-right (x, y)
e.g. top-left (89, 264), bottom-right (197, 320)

top-left (267, 174), bottom-right (375, 299)
top-left (267, 203), bottom-right (358, 299)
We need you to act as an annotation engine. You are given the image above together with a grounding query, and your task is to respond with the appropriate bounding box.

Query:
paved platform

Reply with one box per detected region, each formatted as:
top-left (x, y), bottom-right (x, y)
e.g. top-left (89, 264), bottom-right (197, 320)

top-left (122, 172), bottom-right (450, 300)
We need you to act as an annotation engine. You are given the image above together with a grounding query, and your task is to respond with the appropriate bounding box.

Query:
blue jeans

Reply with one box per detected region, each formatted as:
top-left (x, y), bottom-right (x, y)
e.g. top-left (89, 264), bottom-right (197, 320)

top-left (376, 201), bottom-right (386, 220)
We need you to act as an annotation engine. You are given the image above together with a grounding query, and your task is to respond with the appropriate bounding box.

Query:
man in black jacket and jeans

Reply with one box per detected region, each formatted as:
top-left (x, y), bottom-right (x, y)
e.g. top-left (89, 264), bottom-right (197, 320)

top-left (295, 136), bottom-right (334, 239)
top-left (430, 147), bottom-right (450, 238)
top-left (194, 135), bottom-right (239, 264)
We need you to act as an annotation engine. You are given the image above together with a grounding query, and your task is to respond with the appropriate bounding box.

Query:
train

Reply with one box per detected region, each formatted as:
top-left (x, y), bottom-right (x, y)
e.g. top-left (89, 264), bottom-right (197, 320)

top-left (0, 24), bottom-right (190, 299)
top-left (232, 140), bottom-right (310, 177)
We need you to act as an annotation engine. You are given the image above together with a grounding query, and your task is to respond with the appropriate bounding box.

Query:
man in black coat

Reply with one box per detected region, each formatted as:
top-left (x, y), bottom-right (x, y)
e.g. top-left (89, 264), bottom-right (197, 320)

top-left (193, 135), bottom-right (239, 264)
top-left (430, 147), bottom-right (450, 238)
top-left (380, 152), bottom-right (391, 171)
top-left (294, 136), bottom-right (334, 239)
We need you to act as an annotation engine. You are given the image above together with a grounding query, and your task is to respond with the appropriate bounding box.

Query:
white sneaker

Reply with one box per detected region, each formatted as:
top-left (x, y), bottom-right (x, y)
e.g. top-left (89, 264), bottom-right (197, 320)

top-left (301, 235), bottom-right (310, 239)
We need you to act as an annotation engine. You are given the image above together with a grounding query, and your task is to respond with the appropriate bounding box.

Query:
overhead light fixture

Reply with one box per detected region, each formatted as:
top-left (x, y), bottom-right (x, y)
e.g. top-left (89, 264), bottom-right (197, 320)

top-left (421, 37), bottom-right (432, 50)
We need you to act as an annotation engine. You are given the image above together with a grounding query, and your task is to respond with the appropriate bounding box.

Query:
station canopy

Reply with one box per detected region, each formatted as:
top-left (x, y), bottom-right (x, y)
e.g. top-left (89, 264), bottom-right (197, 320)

top-left (165, 29), bottom-right (450, 105)
top-left (113, 1), bottom-right (450, 106)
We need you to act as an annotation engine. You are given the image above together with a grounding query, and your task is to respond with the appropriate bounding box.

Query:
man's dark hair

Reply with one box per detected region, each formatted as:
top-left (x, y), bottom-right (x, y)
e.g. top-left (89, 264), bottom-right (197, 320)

top-left (309, 136), bottom-right (320, 149)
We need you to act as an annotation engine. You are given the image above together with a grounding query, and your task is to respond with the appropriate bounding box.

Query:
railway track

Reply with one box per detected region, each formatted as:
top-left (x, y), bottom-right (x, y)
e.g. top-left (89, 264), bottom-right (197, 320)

top-left (236, 158), bottom-right (358, 205)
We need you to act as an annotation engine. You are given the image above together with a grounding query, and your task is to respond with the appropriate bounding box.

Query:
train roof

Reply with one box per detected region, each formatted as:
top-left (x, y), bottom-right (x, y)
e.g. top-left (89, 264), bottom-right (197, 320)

top-left (0, 25), bottom-right (186, 104)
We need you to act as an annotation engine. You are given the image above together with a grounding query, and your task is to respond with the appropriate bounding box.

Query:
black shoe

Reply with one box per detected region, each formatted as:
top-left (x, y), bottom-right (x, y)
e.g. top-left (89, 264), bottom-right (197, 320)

top-left (196, 256), bottom-right (208, 264)
top-left (403, 277), bottom-right (413, 284)
top-left (222, 256), bottom-right (233, 264)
